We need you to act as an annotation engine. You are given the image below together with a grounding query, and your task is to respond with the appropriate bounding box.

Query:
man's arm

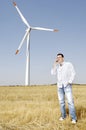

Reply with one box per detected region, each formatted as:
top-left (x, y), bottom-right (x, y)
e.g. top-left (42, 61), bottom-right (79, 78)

top-left (68, 63), bottom-right (76, 84)
top-left (51, 59), bottom-right (58, 75)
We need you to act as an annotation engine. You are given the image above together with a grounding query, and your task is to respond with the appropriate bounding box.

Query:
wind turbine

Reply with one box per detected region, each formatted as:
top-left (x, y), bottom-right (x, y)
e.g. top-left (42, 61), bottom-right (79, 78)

top-left (13, 1), bottom-right (58, 86)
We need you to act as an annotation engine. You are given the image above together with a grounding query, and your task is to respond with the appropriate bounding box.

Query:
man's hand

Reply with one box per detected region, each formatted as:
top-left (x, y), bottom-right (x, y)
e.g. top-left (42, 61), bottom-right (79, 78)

top-left (67, 83), bottom-right (72, 86)
top-left (53, 59), bottom-right (58, 68)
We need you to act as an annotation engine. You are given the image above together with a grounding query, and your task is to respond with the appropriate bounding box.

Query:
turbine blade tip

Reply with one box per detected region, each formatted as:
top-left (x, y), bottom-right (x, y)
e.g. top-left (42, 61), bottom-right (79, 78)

top-left (54, 29), bottom-right (59, 32)
top-left (15, 50), bottom-right (19, 55)
top-left (13, 1), bottom-right (16, 6)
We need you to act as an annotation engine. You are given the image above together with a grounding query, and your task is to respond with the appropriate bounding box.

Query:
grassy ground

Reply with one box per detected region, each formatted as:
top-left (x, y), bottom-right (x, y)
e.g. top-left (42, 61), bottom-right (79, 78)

top-left (0, 85), bottom-right (85, 130)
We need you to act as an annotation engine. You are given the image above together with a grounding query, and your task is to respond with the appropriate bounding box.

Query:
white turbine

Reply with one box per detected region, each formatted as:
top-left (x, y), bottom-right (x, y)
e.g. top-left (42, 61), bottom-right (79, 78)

top-left (13, 1), bottom-right (58, 86)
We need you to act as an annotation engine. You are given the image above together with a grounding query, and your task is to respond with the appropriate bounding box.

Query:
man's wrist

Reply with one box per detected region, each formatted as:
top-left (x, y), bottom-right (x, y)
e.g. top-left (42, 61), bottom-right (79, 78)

top-left (68, 82), bottom-right (72, 85)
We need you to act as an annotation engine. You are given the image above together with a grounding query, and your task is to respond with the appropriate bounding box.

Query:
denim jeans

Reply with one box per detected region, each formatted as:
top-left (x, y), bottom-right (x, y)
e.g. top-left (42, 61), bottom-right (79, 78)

top-left (58, 84), bottom-right (77, 120)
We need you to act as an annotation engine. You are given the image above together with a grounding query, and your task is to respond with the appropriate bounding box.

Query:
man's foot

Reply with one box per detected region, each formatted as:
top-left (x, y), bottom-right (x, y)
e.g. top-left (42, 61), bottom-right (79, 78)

top-left (71, 120), bottom-right (77, 124)
top-left (59, 117), bottom-right (66, 121)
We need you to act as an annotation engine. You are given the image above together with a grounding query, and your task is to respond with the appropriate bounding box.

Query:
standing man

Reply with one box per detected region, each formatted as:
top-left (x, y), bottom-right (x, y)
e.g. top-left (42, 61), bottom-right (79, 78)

top-left (51, 53), bottom-right (77, 124)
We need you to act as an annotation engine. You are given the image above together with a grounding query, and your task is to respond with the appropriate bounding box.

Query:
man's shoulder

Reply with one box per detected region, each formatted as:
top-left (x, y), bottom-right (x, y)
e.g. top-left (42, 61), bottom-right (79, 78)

top-left (64, 62), bottom-right (73, 66)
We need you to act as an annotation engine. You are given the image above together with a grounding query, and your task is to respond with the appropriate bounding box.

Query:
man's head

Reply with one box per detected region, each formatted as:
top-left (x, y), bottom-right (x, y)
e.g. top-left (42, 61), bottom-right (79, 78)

top-left (56, 53), bottom-right (64, 64)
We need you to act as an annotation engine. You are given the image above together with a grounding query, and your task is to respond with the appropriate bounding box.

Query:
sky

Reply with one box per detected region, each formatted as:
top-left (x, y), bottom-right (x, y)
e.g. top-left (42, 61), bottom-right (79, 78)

top-left (0, 0), bottom-right (86, 85)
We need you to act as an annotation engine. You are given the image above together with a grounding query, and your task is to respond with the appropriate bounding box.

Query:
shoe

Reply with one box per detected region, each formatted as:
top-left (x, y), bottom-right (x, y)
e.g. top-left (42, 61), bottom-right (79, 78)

top-left (59, 117), bottom-right (65, 121)
top-left (71, 120), bottom-right (76, 124)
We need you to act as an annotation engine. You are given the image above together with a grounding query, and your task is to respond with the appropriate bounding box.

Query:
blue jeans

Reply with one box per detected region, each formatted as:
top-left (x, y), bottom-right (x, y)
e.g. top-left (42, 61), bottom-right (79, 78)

top-left (58, 84), bottom-right (77, 120)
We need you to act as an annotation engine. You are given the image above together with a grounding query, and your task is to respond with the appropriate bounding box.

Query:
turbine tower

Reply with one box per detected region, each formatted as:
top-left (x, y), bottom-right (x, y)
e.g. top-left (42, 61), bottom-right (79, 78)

top-left (13, 1), bottom-right (58, 86)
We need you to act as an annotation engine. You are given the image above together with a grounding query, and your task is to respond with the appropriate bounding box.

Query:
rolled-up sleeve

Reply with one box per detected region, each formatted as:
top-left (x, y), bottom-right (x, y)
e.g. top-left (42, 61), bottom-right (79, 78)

top-left (51, 67), bottom-right (57, 75)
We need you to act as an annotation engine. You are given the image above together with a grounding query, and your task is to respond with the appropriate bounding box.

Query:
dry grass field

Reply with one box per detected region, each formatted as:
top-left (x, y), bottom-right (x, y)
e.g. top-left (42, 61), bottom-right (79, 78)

top-left (0, 85), bottom-right (85, 130)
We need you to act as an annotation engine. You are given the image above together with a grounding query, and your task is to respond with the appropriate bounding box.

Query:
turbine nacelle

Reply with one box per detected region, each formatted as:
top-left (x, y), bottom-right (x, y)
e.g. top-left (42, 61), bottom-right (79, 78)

top-left (26, 28), bottom-right (31, 32)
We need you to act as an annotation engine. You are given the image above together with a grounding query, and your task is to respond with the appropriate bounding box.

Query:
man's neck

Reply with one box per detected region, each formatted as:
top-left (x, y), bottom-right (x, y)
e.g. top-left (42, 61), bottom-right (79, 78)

top-left (60, 61), bottom-right (64, 66)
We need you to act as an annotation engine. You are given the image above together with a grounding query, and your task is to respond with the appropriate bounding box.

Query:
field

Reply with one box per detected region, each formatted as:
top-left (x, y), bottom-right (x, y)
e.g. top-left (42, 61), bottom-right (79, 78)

top-left (0, 85), bottom-right (85, 130)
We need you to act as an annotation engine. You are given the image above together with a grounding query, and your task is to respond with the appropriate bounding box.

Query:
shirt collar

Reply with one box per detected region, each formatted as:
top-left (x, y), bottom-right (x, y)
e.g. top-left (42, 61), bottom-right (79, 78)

top-left (59, 61), bottom-right (65, 66)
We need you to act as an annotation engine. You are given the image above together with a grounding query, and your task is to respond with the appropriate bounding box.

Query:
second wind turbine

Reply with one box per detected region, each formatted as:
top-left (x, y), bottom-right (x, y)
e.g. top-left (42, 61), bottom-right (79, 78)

top-left (13, 1), bottom-right (58, 86)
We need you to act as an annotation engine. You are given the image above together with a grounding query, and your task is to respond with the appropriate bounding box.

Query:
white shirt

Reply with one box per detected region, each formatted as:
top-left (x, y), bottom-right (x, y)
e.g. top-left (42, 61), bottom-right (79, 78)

top-left (51, 62), bottom-right (76, 88)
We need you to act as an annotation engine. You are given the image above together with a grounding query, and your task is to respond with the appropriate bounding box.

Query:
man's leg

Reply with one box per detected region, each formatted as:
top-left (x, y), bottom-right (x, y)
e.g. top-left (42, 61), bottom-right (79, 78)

top-left (65, 84), bottom-right (77, 121)
top-left (58, 87), bottom-right (66, 119)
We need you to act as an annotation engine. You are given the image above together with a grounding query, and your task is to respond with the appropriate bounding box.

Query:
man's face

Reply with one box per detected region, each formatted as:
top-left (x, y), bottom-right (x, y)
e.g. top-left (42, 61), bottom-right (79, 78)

top-left (56, 55), bottom-right (64, 64)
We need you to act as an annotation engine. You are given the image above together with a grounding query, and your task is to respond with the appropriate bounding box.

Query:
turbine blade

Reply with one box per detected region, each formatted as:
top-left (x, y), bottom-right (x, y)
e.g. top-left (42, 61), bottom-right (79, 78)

top-left (15, 30), bottom-right (29, 55)
top-left (13, 1), bottom-right (30, 28)
top-left (54, 29), bottom-right (59, 32)
top-left (15, 50), bottom-right (19, 54)
top-left (31, 27), bottom-right (59, 32)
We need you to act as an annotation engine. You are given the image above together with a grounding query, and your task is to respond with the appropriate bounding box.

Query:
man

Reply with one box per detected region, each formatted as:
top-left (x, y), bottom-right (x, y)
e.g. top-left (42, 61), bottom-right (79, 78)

top-left (51, 53), bottom-right (77, 124)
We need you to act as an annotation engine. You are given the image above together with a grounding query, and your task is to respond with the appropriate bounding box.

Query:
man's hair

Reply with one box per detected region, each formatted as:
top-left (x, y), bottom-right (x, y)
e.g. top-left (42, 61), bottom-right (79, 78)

top-left (57, 53), bottom-right (64, 58)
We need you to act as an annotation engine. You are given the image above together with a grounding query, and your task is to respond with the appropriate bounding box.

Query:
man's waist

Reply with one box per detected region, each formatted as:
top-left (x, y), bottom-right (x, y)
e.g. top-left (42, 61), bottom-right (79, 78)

top-left (57, 82), bottom-right (68, 88)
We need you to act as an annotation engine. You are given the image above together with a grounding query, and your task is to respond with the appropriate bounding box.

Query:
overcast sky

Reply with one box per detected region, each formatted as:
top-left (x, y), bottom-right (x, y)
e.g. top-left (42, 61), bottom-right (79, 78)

top-left (0, 0), bottom-right (86, 85)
